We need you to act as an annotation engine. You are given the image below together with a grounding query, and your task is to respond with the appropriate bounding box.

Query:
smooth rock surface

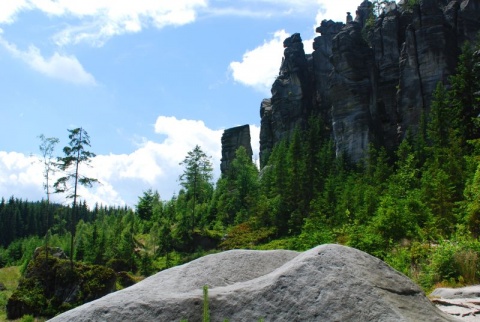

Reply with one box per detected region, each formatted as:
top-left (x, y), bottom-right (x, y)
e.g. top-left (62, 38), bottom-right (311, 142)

top-left (433, 285), bottom-right (480, 299)
top-left (49, 244), bottom-right (458, 322)
top-left (432, 286), bottom-right (480, 321)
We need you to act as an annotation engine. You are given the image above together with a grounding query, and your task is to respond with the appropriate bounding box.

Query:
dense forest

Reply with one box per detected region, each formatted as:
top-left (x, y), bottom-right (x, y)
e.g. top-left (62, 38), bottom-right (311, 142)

top-left (0, 32), bottom-right (480, 320)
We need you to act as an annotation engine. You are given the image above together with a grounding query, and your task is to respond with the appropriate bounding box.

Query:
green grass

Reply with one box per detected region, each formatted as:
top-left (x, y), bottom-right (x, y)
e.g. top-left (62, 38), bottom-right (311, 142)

top-left (0, 266), bottom-right (20, 321)
top-left (0, 266), bottom-right (46, 322)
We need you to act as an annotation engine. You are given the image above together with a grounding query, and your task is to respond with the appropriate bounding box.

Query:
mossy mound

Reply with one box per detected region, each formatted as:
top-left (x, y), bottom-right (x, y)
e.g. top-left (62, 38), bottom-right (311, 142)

top-left (6, 247), bottom-right (116, 319)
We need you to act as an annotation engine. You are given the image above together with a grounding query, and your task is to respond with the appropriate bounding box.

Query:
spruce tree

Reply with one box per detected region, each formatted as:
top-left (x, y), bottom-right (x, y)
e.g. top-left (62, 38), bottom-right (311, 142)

top-left (179, 145), bottom-right (213, 233)
top-left (54, 127), bottom-right (98, 269)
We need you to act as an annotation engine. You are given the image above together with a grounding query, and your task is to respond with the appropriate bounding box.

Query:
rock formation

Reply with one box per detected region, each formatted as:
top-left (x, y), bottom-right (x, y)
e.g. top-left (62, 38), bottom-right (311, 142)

top-left (256, 0), bottom-right (480, 166)
top-left (431, 285), bottom-right (480, 318)
top-left (259, 32), bottom-right (315, 167)
top-left (7, 247), bottom-right (116, 320)
top-left (220, 124), bottom-right (253, 175)
top-left (48, 244), bottom-right (457, 322)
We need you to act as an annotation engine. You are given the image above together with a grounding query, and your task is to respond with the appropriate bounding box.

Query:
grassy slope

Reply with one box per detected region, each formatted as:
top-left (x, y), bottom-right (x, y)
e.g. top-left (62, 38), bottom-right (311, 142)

top-left (0, 266), bottom-right (20, 321)
top-left (0, 266), bottom-right (45, 322)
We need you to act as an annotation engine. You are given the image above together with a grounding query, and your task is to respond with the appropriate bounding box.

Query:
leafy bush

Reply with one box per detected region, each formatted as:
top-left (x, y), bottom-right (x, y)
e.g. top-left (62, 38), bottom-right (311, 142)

top-left (400, 0), bottom-right (419, 10)
top-left (418, 236), bottom-right (480, 291)
top-left (6, 248), bottom-right (116, 319)
top-left (106, 258), bottom-right (130, 272)
top-left (219, 223), bottom-right (276, 250)
top-left (20, 314), bottom-right (35, 322)
top-left (294, 213), bottom-right (335, 251)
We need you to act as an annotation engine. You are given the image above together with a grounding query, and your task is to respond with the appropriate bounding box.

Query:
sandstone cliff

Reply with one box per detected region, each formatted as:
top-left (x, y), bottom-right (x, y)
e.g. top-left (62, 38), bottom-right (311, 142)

top-left (258, 0), bottom-right (480, 166)
top-left (220, 124), bottom-right (252, 175)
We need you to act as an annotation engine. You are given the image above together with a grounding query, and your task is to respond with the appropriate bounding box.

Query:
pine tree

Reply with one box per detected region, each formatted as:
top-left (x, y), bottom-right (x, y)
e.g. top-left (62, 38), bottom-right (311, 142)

top-left (54, 127), bottom-right (99, 269)
top-left (179, 145), bottom-right (213, 232)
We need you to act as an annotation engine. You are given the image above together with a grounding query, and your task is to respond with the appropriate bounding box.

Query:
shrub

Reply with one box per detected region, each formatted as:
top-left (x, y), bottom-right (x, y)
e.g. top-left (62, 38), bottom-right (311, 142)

top-left (419, 237), bottom-right (480, 291)
top-left (20, 314), bottom-right (35, 322)
top-left (7, 251), bottom-right (116, 319)
top-left (219, 223), bottom-right (276, 250)
top-left (106, 258), bottom-right (130, 272)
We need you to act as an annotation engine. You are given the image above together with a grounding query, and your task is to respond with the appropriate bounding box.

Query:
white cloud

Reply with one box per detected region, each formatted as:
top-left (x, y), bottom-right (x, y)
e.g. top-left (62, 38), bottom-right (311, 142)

top-left (315, 0), bottom-right (400, 26)
top-left (153, 116), bottom-right (223, 165)
top-left (206, 0), bottom-right (322, 18)
top-left (0, 0), bottom-right (29, 24)
top-left (0, 151), bottom-right (44, 201)
top-left (1, 0), bottom-right (208, 46)
top-left (229, 0), bottom-right (396, 94)
top-left (0, 37), bottom-right (96, 85)
top-left (229, 30), bottom-right (289, 95)
top-left (250, 124), bottom-right (261, 167)
top-left (0, 116), bottom-right (241, 208)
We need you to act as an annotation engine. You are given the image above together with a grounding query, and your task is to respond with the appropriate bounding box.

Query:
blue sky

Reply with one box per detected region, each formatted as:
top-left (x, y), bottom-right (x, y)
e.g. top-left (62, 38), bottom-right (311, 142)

top-left (0, 0), bottom-right (366, 208)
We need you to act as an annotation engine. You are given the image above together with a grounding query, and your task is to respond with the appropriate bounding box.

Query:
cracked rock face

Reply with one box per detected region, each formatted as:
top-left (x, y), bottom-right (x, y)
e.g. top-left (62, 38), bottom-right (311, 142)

top-left (49, 244), bottom-right (456, 322)
top-left (220, 124), bottom-right (253, 175)
top-left (258, 0), bottom-right (480, 164)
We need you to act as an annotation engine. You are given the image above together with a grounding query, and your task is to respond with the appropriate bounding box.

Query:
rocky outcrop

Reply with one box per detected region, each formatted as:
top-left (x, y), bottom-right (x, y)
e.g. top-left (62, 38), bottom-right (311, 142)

top-left (431, 285), bottom-right (480, 319)
top-left (7, 247), bottom-right (116, 319)
top-left (259, 33), bottom-right (315, 167)
top-left (258, 0), bottom-right (480, 164)
top-left (220, 124), bottom-right (252, 175)
top-left (396, 0), bottom-right (459, 136)
top-left (49, 244), bottom-right (457, 322)
top-left (313, 20), bottom-right (344, 125)
top-left (330, 20), bottom-right (375, 161)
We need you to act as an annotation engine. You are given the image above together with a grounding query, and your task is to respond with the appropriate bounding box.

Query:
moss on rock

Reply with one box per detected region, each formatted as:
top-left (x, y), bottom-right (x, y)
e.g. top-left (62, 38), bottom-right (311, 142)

top-left (6, 247), bottom-right (116, 319)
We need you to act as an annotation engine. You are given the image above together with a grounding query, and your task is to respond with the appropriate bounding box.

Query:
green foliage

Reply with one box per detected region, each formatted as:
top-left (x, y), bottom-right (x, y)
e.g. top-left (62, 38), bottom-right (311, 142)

top-left (419, 236), bottom-right (480, 291)
top-left (464, 162), bottom-right (480, 236)
top-left (0, 265), bottom-right (21, 320)
top-left (295, 212), bottom-right (335, 251)
top-left (1, 41), bottom-right (480, 318)
top-left (210, 146), bottom-right (259, 228)
top-left (178, 145), bottom-right (214, 235)
top-left (203, 285), bottom-right (210, 322)
top-left (20, 314), bottom-right (35, 322)
top-left (6, 250), bottom-right (116, 319)
top-left (54, 127), bottom-right (98, 199)
top-left (219, 223), bottom-right (276, 250)
top-left (136, 189), bottom-right (161, 224)
top-left (54, 127), bottom-right (99, 268)
top-left (400, 0), bottom-right (419, 10)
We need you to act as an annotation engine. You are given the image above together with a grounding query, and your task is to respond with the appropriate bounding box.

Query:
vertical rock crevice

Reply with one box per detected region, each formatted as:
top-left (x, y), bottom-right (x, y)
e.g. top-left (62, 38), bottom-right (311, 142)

top-left (228, 0), bottom-right (480, 167)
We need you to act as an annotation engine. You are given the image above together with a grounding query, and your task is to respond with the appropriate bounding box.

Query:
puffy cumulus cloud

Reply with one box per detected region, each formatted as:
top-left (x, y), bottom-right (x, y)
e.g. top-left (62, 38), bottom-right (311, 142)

top-left (84, 117), bottom-right (223, 206)
top-left (0, 151), bottom-right (44, 200)
top-left (229, 30), bottom-right (288, 95)
top-left (0, 0), bottom-right (29, 24)
top-left (154, 116), bottom-right (223, 165)
top-left (0, 117), bottom-right (262, 208)
top-left (0, 0), bottom-right (207, 46)
top-left (0, 37), bottom-right (96, 85)
top-left (229, 0), bottom-right (391, 94)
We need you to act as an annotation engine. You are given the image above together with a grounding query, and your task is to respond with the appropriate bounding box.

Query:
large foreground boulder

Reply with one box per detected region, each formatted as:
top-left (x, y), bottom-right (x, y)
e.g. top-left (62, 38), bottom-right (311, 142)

top-left (49, 244), bottom-right (458, 322)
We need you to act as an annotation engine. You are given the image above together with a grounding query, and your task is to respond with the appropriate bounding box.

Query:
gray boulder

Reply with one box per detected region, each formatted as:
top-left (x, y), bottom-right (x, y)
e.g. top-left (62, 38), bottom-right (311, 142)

top-left (432, 285), bottom-right (480, 299)
top-left (431, 285), bottom-right (480, 320)
top-left (49, 244), bottom-right (458, 322)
